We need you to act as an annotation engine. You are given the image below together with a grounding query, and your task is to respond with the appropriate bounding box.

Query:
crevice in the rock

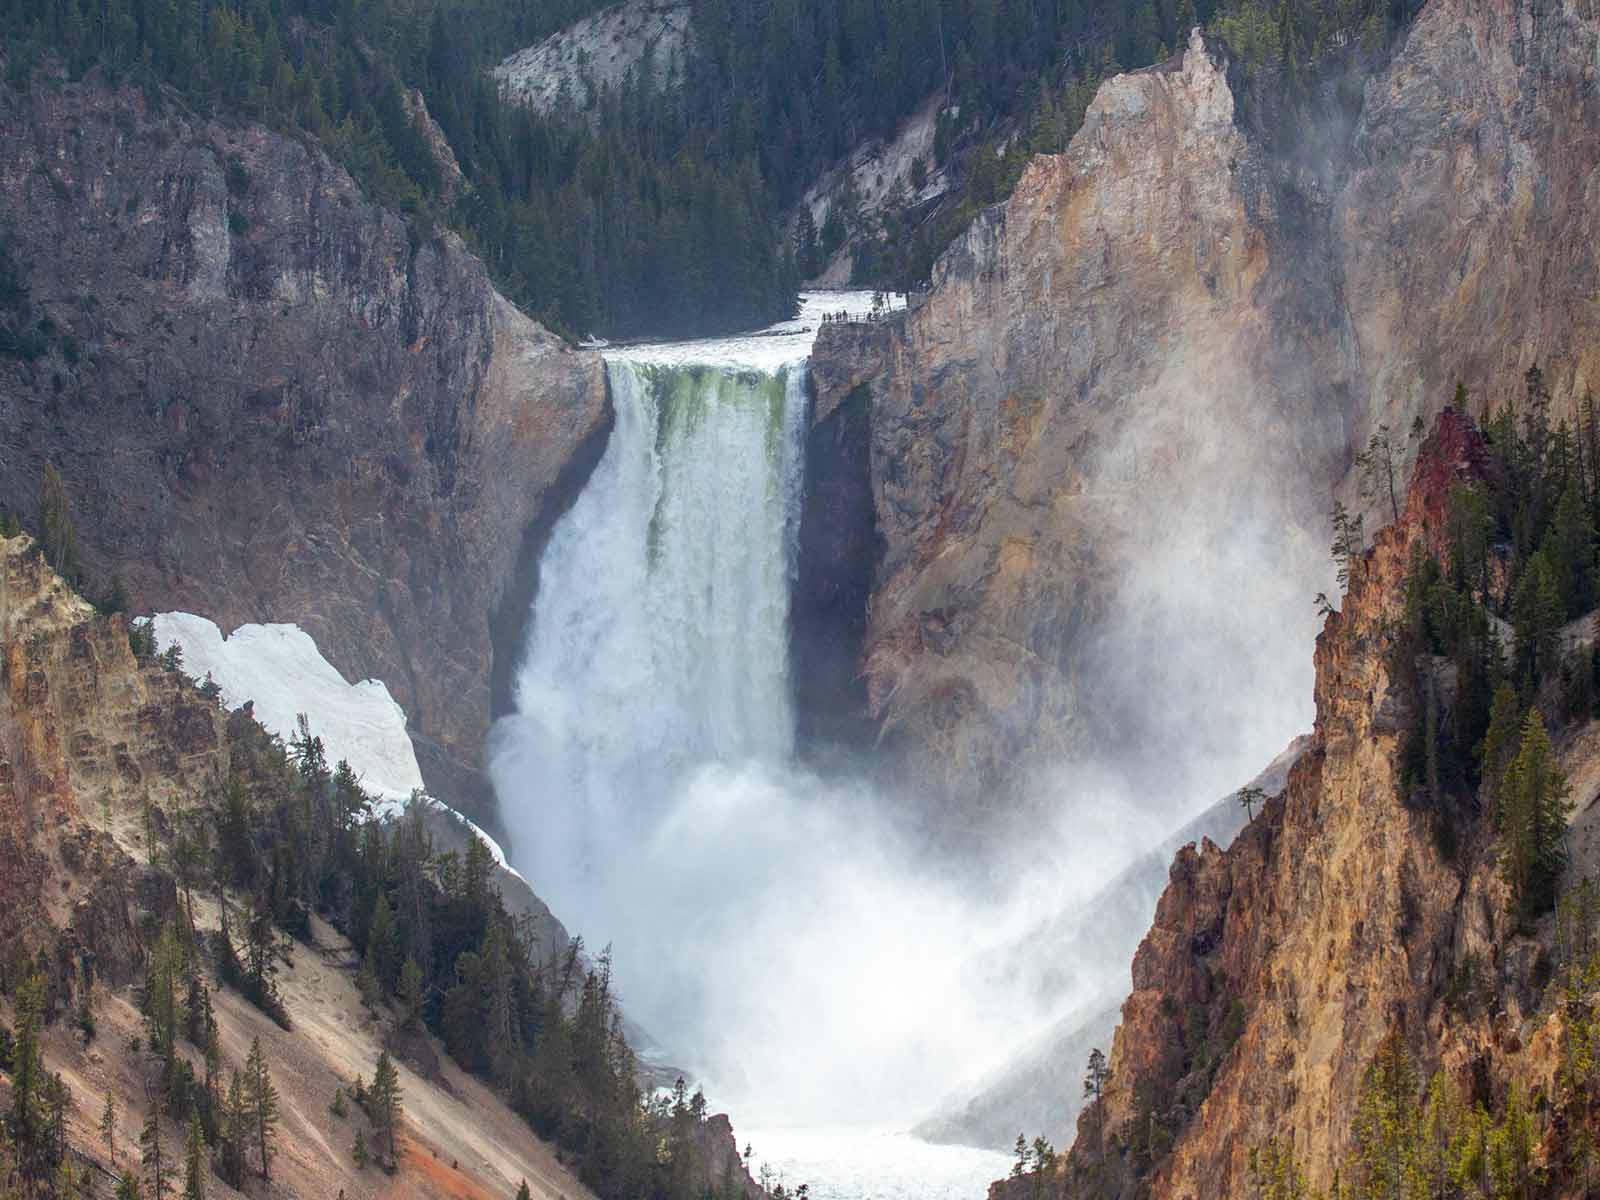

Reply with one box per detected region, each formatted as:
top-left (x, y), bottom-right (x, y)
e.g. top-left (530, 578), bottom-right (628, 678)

top-left (790, 379), bottom-right (885, 767)
top-left (487, 377), bottom-right (618, 742)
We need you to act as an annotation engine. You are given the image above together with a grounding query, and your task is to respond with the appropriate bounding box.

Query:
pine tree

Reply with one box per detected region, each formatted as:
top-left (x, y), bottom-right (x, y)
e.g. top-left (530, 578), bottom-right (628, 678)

top-left (74, 962), bottom-right (97, 1044)
top-left (1247, 1138), bottom-right (1311, 1200)
top-left (365, 891), bottom-right (400, 994)
top-left (1236, 785), bottom-right (1266, 822)
top-left (182, 1115), bottom-right (205, 1200)
top-left (1350, 1030), bottom-right (1420, 1200)
top-left (140, 1105), bottom-right (168, 1199)
top-left (202, 1011), bottom-right (222, 1115)
top-left (38, 461), bottom-right (80, 585)
top-left (515, 1181), bottom-right (532, 1200)
top-left (1083, 1047), bottom-right (1111, 1183)
top-left (1487, 1082), bottom-right (1535, 1198)
top-left (142, 925), bottom-right (185, 1104)
top-left (1481, 682), bottom-right (1522, 804)
top-left (351, 1127), bottom-right (368, 1169)
top-left (1511, 549), bottom-right (1564, 685)
top-left (55, 1156), bottom-right (86, 1200)
top-left (1406, 1072), bottom-right (1460, 1199)
top-left (1499, 707), bottom-right (1572, 919)
top-left (9, 973), bottom-right (46, 1170)
top-left (794, 206), bottom-right (820, 279)
top-left (220, 1072), bottom-right (247, 1188)
top-left (101, 1093), bottom-right (117, 1161)
top-left (1544, 477), bottom-right (1594, 616)
top-left (369, 1050), bottom-right (403, 1167)
top-left (1357, 423), bottom-right (1404, 526)
top-left (1446, 482), bottom-right (1493, 601)
top-left (242, 1037), bottom-right (279, 1180)
top-left (398, 957), bottom-right (425, 1030)
top-left (1330, 501), bottom-right (1365, 589)
top-left (44, 1073), bottom-right (69, 1172)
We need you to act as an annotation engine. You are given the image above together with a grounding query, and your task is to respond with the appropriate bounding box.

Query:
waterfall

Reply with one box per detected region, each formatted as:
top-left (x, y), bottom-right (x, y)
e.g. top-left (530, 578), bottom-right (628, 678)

top-left (496, 357), bottom-right (809, 947)
top-left (492, 294), bottom-right (1103, 1139)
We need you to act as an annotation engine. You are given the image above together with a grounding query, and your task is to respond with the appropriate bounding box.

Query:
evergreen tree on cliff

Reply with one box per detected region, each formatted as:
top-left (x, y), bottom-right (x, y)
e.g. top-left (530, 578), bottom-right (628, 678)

top-left (8, 973), bottom-right (48, 1180)
top-left (1511, 550), bottom-right (1564, 685)
top-left (181, 1115), bottom-right (205, 1200)
top-left (38, 462), bottom-right (79, 587)
top-left (369, 1050), bottom-right (403, 1167)
top-left (1351, 1031), bottom-right (1421, 1198)
top-left (139, 1104), bottom-right (167, 1199)
top-left (1499, 708), bottom-right (1571, 921)
top-left (243, 1037), bottom-right (279, 1180)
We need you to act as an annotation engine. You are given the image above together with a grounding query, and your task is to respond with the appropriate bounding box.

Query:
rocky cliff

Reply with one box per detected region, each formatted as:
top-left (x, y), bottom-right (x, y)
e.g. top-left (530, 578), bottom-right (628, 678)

top-left (0, 66), bottom-right (609, 829)
top-left (0, 534), bottom-right (764, 1200)
top-left (1339, 0), bottom-right (1600, 436)
top-left (1011, 404), bottom-right (1600, 1200)
top-left (811, 30), bottom-right (1348, 822)
top-left (0, 532), bottom-right (608, 1200)
top-left (809, 0), bottom-right (1600, 826)
top-left (493, 0), bottom-right (693, 118)
top-left (1082, 410), bottom-right (1499, 1198)
top-left (1019, 408), bottom-right (1589, 1199)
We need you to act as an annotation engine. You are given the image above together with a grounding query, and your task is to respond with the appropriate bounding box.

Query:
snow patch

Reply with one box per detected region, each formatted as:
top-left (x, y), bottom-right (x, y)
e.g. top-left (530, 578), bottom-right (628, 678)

top-left (150, 613), bottom-right (523, 881)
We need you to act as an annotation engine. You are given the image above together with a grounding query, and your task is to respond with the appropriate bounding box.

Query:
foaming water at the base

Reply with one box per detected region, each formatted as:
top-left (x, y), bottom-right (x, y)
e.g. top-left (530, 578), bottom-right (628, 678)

top-left (744, 1128), bottom-right (1011, 1200)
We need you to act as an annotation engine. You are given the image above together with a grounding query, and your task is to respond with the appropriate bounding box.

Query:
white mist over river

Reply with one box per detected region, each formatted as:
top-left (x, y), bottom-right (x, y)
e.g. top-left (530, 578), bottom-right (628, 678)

top-left (489, 292), bottom-right (1315, 1196)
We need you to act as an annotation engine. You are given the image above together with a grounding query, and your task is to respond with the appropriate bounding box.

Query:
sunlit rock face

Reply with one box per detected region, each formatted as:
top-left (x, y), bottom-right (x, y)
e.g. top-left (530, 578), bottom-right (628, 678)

top-left (1020, 410), bottom-right (1534, 1200)
top-left (813, 31), bottom-right (1346, 831)
top-left (813, 0), bottom-right (1600, 833)
top-left (0, 71), bottom-right (608, 821)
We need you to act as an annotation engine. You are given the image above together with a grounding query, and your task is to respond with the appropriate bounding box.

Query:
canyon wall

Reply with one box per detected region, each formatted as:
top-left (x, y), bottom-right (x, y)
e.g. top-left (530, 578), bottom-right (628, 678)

top-left (1029, 409), bottom-right (1567, 1199)
top-left (809, 0), bottom-right (1600, 826)
top-left (811, 30), bottom-right (1351, 821)
top-left (1339, 0), bottom-right (1600, 435)
top-left (0, 68), bottom-right (609, 826)
top-left (0, 533), bottom-right (614, 1200)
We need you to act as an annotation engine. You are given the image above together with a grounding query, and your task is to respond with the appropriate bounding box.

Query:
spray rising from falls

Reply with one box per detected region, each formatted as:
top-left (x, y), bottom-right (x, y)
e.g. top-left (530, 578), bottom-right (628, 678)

top-left (489, 318), bottom-right (1144, 1132)
top-left (489, 294), bottom-right (1324, 1157)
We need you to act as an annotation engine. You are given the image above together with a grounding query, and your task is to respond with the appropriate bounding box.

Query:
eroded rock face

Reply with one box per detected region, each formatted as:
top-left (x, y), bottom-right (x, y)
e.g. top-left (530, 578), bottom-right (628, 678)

top-left (810, 0), bottom-right (1600, 828)
top-left (812, 32), bottom-right (1347, 822)
top-left (0, 536), bottom-right (217, 989)
top-left (1023, 410), bottom-right (1537, 1200)
top-left (494, 0), bottom-right (693, 118)
top-left (0, 70), bottom-right (608, 810)
top-left (1339, 0), bottom-right (1600, 434)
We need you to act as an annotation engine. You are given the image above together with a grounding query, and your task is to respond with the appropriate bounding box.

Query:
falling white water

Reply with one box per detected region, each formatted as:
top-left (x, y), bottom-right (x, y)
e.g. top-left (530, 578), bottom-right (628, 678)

top-left (501, 355), bottom-right (809, 917)
top-left (488, 290), bottom-right (1309, 1197)
top-left (492, 296), bottom-right (1086, 1127)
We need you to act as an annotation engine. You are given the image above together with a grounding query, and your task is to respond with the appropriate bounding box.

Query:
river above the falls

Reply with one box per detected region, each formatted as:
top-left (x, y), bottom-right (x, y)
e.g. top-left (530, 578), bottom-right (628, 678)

top-left (605, 289), bottom-right (906, 371)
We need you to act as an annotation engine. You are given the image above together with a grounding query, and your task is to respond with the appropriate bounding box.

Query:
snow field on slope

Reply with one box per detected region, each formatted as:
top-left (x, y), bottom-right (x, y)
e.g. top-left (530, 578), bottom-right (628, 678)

top-left (150, 613), bottom-right (521, 878)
